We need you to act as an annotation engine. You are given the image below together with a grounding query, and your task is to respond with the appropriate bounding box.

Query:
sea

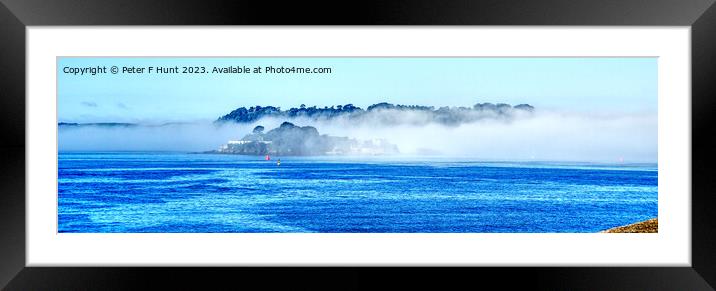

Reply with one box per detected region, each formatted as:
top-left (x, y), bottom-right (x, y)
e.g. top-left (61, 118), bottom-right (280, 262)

top-left (58, 152), bottom-right (658, 233)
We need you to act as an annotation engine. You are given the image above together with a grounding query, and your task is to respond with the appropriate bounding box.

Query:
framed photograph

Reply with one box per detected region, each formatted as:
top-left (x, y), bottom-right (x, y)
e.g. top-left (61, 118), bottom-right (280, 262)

top-left (2, 0), bottom-right (715, 289)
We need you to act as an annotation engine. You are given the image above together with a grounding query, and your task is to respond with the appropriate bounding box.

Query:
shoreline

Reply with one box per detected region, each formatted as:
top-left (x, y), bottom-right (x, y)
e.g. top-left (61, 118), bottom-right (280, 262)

top-left (601, 218), bottom-right (658, 233)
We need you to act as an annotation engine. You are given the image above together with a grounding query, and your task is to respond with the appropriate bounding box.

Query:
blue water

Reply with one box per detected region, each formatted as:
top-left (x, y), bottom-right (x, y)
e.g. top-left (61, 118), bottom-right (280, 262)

top-left (58, 152), bottom-right (658, 233)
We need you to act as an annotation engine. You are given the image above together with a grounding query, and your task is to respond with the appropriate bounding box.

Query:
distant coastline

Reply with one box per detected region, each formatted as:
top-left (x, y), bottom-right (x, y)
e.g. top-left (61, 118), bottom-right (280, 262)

top-left (208, 121), bottom-right (398, 156)
top-left (58, 101), bottom-right (535, 128)
top-left (215, 102), bottom-right (535, 126)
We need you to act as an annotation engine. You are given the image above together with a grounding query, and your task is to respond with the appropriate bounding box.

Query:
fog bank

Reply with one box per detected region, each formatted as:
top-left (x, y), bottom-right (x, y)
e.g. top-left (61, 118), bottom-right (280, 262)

top-left (58, 110), bottom-right (657, 163)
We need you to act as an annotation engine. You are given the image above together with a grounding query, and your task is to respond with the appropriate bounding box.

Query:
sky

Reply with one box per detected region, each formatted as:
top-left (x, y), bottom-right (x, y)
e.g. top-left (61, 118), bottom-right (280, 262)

top-left (57, 57), bottom-right (657, 123)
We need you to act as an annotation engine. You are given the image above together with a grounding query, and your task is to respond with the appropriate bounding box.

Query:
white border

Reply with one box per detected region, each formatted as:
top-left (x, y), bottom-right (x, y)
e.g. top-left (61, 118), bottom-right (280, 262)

top-left (27, 27), bottom-right (690, 266)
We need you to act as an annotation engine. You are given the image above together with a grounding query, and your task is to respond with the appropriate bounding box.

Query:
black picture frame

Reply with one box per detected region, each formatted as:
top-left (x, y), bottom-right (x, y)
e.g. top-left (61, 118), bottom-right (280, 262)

top-left (1, 0), bottom-right (715, 289)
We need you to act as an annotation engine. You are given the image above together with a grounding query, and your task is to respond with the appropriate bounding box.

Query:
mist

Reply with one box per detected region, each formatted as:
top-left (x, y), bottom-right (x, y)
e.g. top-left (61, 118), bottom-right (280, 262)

top-left (58, 110), bottom-right (657, 163)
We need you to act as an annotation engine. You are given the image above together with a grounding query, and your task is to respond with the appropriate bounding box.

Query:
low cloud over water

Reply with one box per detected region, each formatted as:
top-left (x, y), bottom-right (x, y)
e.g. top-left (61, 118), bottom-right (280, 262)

top-left (58, 110), bottom-right (657, 163)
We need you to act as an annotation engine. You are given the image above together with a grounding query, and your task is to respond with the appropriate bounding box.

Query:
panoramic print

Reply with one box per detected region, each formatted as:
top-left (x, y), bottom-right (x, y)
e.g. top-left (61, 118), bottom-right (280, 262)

top-left (57, 57), bottom-right (657, 233)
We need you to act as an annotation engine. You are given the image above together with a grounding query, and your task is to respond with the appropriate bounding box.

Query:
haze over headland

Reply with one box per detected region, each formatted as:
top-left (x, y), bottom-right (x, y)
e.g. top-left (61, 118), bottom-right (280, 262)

top-left (58, 101), bottom-right (657, 163)
top-left (57, 57), bottom-right (657, 163)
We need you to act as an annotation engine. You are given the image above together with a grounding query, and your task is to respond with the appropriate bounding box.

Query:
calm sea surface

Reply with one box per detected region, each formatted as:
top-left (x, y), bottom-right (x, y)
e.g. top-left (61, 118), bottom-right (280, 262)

top-left (58, 152), bottom-right (657, 233)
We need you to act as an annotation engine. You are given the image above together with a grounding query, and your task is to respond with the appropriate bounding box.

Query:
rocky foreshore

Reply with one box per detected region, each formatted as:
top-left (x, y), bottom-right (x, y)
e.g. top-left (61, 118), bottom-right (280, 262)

top-left (601, 218), bottom-right (658, 233)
